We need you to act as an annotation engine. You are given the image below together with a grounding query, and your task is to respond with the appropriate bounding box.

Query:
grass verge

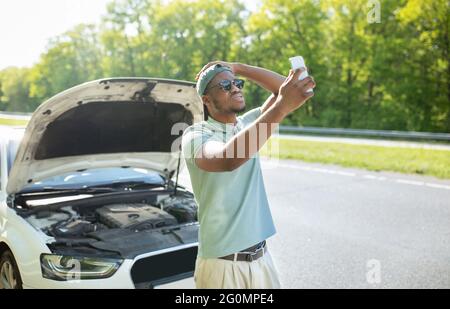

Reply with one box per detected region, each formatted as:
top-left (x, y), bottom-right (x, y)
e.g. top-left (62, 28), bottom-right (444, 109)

top-left (0, 118), bottom-right (29, 126)
top-left (261, 138), bottom-right (450, 179)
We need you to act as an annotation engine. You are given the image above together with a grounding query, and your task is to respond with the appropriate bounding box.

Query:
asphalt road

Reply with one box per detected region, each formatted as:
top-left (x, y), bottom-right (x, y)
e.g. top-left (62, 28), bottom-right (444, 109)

top-left (179, 158), bottom-right (450, 288)
top-left (262, 159), bottom-right (450, 288)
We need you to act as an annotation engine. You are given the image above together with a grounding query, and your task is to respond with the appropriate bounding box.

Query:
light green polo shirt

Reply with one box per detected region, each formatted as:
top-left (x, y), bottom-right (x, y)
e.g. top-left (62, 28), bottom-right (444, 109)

top-left (181, 107), bottom-right (276, 258)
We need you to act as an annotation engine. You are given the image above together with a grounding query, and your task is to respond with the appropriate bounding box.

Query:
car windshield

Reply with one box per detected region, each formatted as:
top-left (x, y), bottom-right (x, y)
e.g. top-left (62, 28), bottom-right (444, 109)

top-left (21, 167), bottom-right (165, 193)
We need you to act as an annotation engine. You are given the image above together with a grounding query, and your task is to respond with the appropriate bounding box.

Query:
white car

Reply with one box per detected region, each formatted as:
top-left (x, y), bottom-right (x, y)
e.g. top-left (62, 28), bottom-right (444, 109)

top-left (0, 78), bottom-right (203, 289)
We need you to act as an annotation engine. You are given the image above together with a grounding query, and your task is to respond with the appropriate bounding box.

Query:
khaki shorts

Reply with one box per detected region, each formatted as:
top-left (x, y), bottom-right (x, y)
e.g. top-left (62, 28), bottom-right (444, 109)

top-left (194, 249), bottom-right (281, 289)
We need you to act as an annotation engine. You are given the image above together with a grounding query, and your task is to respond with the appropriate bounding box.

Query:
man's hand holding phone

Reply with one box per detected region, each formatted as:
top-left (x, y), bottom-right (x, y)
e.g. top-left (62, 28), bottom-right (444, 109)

top-left (275, 68), bottom-right (316, 116)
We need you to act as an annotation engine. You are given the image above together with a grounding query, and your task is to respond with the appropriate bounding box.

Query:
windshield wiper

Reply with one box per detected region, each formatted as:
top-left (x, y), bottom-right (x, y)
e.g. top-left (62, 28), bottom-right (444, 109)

top-left (96, 181), bottom-right (167, 191)
top-left (21, 181), bottom-right (167, 196)
top-left (21, 187), bottom-right (117, 196)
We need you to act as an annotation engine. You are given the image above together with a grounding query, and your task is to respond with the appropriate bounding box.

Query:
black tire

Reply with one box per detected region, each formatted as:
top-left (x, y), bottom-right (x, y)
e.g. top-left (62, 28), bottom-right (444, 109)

top-left (0, 250), bottom-right (23, 289)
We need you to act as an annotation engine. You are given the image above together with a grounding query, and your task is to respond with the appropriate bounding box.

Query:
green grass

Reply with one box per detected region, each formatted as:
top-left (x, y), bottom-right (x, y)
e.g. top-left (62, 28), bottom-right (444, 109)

top-left (261, 138), bottom-right (450, 179)
top-left (0, 117), bottom-right (29, 126)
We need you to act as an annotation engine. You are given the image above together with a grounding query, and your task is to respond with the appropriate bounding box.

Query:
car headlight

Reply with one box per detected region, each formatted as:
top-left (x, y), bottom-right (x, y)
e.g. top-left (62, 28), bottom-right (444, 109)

top-left (40, 254), bottom-right (123, 281)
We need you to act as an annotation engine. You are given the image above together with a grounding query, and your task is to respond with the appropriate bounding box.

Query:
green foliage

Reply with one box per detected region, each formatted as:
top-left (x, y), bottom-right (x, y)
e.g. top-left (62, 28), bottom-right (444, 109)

top-left (0, 0), bottom-right (448, 133)
top-left (0, 67), bottom-right (38, 112)
top-left (28, 24), bottom-right (104, 103)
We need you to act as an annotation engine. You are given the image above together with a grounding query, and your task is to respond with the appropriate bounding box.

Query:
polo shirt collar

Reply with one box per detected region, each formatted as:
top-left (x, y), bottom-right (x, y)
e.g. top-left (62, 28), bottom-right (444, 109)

top-left (206, 115), bottom-right (242, 133)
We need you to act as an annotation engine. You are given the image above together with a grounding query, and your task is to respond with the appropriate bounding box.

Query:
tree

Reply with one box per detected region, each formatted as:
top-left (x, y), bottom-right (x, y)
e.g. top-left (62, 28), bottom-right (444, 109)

top-left (100, 0), bottom-right (247, 81)
top-left (395, 0), bottom-right (450, 131)
top-left (29, 24), bottom-right (103, 103)
top-left (0, 67), bottom-right (37, 112)
top-left (100, 0), bottom-right (155, 77)
top-left (244, 0), bottom-right (327, 123)
top-left (0, 77), bottom-right (4, 110)
top-left (1, 0), bottom-right (448, 133)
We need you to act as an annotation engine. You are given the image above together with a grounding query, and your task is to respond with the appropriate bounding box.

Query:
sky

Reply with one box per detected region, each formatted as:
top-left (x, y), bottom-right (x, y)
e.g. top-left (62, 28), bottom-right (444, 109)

top-left (0, 0), bottom-right (261, 71)
top-left (0, 0), bottom-right (111, 70)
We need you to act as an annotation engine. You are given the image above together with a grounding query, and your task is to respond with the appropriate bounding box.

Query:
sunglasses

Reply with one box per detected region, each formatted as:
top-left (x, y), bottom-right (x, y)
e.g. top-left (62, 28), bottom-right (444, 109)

top-left (206, 78), bottom-right (245, 93)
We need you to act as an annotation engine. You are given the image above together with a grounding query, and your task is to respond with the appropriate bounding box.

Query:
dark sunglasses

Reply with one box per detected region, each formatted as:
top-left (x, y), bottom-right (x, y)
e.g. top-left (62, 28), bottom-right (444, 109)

top-left (206, 78), bottom-right (245, 93)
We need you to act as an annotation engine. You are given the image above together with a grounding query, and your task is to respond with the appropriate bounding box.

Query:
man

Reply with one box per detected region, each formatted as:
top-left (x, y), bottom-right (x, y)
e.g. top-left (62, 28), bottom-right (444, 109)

top-left (181, 61), bottom-right (315, 288)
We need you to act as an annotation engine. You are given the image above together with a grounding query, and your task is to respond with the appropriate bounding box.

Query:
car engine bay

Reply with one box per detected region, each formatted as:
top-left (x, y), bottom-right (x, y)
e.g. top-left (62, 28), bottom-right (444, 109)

top-left (17, 189), bottom-right (199, 259)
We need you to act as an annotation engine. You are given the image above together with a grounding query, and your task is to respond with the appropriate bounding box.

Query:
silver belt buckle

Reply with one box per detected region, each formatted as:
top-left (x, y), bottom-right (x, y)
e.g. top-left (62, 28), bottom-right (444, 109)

top-left (246, 252), bottom-right (255, 262)
top-left (246, 246), bottom-right (264, 262)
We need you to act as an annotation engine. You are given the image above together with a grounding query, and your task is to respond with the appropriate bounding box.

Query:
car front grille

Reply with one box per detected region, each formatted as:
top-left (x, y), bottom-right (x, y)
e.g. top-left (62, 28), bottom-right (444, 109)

top-left (131, 245), bottom-right (198, 288)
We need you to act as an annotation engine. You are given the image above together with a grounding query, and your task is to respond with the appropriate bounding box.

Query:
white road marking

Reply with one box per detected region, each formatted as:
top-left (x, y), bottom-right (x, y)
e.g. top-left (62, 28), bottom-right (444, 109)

top-left (335, 171), bottom-right (356, 177)
top-left (272, 162), bottom-right (450, 191)
top-left (363, 175), bottom-right (386, 181)
top-left (277, 163), bottom-right (355, 177)
top-left (424, 183), bottom-right (450, 190)
top-left (395, 179), bottom-right (425, 186)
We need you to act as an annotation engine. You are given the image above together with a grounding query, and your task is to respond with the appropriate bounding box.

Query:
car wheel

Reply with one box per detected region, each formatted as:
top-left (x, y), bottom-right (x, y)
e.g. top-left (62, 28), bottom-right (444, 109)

top-left (0, 250), bottom-right (23, 289)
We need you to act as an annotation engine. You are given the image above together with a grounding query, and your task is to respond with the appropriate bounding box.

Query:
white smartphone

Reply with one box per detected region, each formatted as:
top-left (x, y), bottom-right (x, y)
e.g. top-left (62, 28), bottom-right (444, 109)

top-left (289, 56), bottom-right (313, 93)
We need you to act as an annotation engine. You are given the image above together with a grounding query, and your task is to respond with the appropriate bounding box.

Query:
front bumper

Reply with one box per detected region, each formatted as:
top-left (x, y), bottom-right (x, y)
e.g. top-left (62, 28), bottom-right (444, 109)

top-left (22, 245), bottom-right (198, 289)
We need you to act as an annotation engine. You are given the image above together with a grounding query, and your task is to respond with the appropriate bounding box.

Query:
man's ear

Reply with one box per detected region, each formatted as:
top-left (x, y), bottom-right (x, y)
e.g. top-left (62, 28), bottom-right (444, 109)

top-left (202, 95), bottom-right (212, 110)
top-left (201, 95), bottom-right (211, 121)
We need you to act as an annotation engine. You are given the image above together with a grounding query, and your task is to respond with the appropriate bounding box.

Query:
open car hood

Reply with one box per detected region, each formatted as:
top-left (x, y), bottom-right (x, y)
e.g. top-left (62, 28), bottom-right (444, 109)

top-left (6, 78), bottom-right (203, 195)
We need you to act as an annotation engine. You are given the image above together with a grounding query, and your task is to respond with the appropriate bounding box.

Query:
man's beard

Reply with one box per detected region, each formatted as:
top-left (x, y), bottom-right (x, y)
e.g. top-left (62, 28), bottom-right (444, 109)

top-left (230, 104), bottom-right (246, 113)
top-left (212, 98), bottom-right (246, 114)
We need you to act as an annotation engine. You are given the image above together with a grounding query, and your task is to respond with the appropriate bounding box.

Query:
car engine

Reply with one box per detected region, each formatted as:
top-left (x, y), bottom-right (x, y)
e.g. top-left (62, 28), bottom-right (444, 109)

top-left (96, 203), bottom-right (178, 231)
top-left (25, 195), bottom-right (197, 239)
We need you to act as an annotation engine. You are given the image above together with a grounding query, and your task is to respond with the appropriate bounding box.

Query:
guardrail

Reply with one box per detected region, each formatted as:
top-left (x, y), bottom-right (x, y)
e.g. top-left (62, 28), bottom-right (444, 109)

top-left (279, 126), bottom-right (450, 142)
top-left (1, 111), bottom-right (449, 142)
top-left (0, 111), bottom-right (32, 120)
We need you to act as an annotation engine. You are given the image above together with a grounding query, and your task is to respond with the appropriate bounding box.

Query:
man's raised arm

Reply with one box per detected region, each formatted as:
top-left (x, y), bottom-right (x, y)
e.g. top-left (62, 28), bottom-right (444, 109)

top-left (195, 68), bottom-right (316, 172)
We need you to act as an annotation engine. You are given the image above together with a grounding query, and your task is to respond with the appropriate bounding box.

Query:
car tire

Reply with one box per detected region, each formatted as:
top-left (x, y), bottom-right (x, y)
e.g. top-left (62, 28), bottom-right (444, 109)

top-left (0, 250), bottom-right (23, 289)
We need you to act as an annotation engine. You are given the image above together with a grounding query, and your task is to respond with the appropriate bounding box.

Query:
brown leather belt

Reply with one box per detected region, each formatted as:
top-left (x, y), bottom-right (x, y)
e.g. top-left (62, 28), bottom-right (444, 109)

top-left (219, 240), bottom-right (267, 262)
